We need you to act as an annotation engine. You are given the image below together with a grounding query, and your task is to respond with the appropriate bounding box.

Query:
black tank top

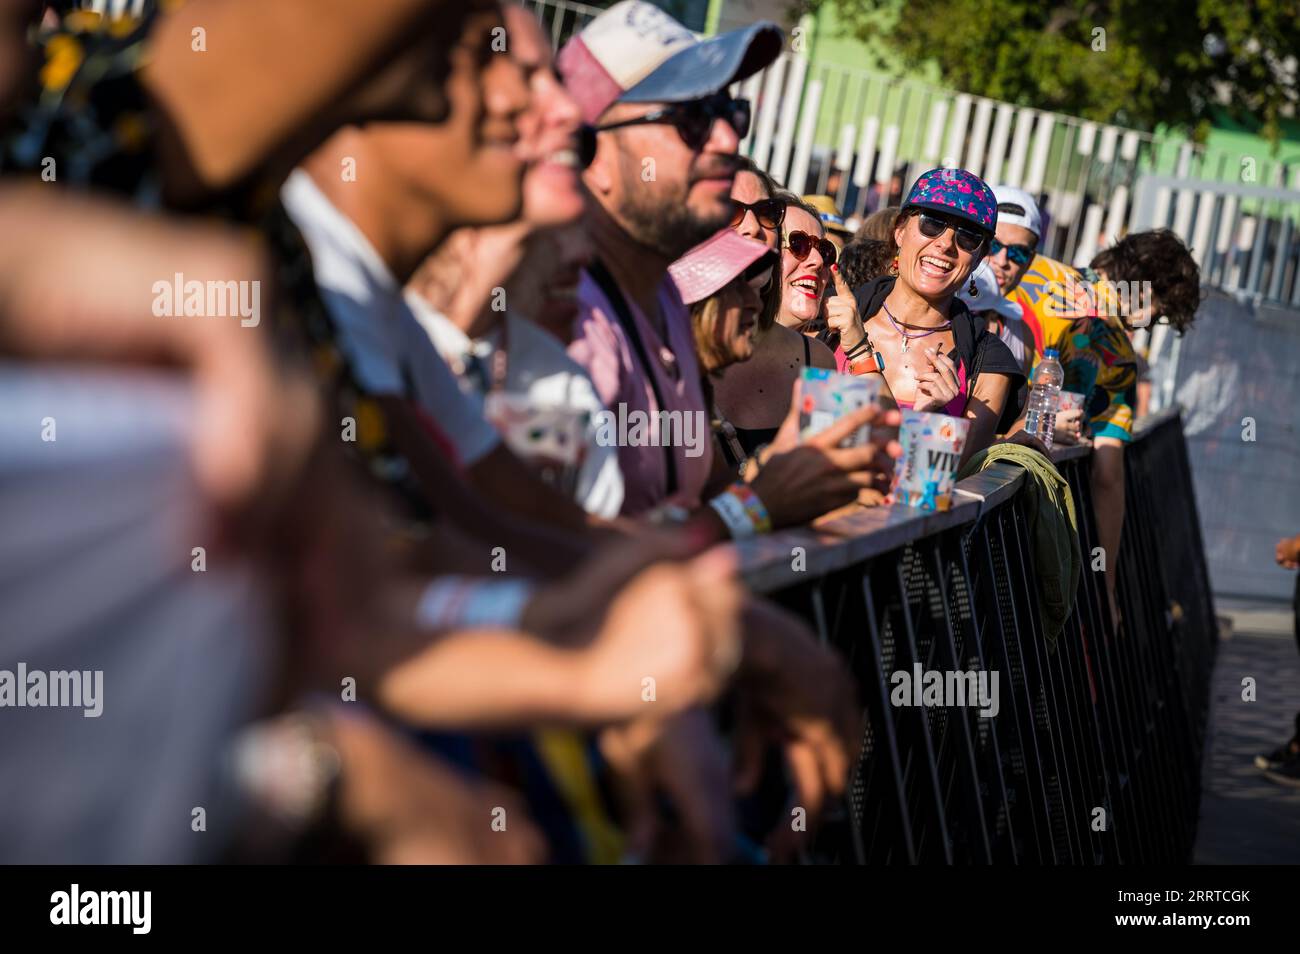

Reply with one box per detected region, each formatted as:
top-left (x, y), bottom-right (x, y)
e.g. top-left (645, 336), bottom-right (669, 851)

top-left (730, 335), bottom-right (811, 456)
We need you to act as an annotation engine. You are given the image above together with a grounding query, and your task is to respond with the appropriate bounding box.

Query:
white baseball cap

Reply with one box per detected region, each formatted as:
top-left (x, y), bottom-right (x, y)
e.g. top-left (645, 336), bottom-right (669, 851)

top-left (991, 184), bottom-right (1042, 240)
top-left (558, 1), bottom-right (782, 124)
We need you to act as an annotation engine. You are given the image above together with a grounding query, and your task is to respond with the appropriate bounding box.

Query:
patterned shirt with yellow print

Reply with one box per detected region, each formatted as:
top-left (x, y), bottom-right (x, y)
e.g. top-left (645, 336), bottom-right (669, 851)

top-left (1008, 254), bottom-right (1138, 443)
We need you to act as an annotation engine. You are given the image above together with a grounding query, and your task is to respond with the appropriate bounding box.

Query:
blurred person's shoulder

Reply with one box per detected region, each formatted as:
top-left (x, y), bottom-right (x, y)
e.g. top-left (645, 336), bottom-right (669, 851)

top-left (281, 170), bottom-right (397, 298)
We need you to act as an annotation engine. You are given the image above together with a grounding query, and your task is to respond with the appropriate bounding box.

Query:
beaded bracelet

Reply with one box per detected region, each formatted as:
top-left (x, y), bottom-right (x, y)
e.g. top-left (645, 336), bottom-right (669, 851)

top-left (708, 481), bottom-right (773, 538)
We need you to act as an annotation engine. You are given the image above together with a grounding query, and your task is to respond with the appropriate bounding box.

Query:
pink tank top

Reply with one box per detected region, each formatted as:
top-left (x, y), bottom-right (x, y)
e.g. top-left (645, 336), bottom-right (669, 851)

top-left (834, 345), bottom-right (969, 417)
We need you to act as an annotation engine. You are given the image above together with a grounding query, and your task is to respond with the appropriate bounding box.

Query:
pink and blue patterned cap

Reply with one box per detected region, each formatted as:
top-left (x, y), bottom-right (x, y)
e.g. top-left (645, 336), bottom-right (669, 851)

top-left (902, 167), bottom-right (999, 236)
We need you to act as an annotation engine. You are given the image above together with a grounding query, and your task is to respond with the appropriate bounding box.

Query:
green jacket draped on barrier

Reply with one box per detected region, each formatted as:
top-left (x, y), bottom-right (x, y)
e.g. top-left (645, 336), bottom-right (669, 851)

top-left (958, 442), bottom-right (1081, 649)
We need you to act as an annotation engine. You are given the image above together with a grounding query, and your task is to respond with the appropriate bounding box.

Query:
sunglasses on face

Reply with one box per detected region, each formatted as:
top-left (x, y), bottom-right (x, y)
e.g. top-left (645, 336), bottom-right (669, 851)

top-left (990, 238), bottom-right (1035, 266)
top-left (783, 230), bottom-right (838, 268)
top-left (577, 124), bottom-right (598, 170)
top-left (916, 212), bottom-right (986, 253)
top-left (730, 197), bottom-right (785, 232)
top-left (594, 95), bottom-right (751, 150)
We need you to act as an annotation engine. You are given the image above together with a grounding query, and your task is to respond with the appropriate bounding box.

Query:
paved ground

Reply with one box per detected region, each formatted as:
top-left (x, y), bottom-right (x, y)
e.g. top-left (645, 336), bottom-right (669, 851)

top-left (1194, 599), bottom-right (1300, 864)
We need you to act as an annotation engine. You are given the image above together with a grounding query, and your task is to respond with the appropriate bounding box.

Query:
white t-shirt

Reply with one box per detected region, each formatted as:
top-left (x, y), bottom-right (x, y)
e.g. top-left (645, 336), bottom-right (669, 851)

top-left (409, 298), bottom-right (625, 518)
top-left (280, 170), bottom-right (499, 468)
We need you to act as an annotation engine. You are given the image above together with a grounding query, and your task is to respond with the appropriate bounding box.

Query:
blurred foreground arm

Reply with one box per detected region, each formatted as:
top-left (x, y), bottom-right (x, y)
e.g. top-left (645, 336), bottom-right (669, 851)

top-left (0, 185), bottom-right (318, 511)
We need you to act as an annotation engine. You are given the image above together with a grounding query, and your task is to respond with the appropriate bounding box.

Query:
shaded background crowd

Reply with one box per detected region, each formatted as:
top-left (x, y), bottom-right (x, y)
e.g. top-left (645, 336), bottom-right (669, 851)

top-left (6, 0), bottom-right (1293, 866)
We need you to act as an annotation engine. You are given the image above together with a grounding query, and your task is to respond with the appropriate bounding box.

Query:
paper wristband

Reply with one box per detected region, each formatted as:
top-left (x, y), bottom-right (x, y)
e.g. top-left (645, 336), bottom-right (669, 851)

top-left (708, 482), bottom-right (772, 538)
top-left (415, 577), bottom-right (535, 631)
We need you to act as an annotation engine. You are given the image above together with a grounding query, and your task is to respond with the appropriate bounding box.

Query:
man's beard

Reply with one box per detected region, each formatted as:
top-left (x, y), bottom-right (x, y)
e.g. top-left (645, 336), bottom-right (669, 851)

top-left (617, 166), bottom-right (731, 259)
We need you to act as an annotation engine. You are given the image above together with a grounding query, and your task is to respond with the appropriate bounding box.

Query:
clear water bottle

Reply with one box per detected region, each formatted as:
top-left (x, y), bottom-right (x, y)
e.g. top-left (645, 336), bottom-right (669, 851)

top-left (1025, 347), bottom-right (1064, 449)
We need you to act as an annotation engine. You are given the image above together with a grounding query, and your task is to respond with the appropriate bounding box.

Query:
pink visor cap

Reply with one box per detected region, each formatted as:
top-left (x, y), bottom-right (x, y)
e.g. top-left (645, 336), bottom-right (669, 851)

top-left (557, 1), bottom-right (782, 125)
top-left (669, 229), bottom-right (776, 306)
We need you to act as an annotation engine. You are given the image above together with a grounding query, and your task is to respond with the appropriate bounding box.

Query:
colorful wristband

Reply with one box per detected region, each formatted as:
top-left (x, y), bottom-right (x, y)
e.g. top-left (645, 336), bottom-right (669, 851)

top-left (849, 349), bottom-right (886, 373)
top-left (415, 577), bottom-right (535, 631)
top-left (708, 481), bottom-right (773, 538)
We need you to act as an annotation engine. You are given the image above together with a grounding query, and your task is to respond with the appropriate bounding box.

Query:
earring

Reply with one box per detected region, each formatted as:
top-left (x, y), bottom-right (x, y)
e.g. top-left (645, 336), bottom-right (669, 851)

top-left (968, 274), bottom-right (978, 296)
top-left (889, 255), bottom-right (899, 276)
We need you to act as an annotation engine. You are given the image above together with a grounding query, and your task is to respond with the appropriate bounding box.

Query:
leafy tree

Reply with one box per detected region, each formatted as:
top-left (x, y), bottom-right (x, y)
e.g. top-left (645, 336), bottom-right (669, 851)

top-left (808, 0), bottom-right (1300, 144)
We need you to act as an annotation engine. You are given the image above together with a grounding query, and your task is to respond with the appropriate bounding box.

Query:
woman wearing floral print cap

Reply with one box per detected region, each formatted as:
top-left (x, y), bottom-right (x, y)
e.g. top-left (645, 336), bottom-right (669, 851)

top-left (835, 167), bottom-right (1025, 463)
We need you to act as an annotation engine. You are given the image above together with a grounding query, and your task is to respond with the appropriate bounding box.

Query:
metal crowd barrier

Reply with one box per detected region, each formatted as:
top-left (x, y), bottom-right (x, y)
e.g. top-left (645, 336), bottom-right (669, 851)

top-left (736, 408), bottom-right (1216, 863)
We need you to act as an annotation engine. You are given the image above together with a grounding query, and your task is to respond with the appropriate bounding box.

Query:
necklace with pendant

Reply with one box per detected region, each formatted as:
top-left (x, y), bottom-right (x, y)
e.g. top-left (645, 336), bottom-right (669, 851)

top-left (882, 301), bottom-right (951, 353)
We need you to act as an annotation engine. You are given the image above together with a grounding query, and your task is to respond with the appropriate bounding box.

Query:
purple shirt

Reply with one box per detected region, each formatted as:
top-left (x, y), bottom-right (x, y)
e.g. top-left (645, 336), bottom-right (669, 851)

top-left (568, 270), bottom-right (713, 516)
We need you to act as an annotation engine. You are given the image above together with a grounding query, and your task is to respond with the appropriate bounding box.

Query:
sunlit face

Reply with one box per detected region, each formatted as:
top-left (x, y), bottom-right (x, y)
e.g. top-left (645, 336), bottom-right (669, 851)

top-left (586, 98), bottom-right (742, 258)
top-left (715, 276), bottom-right (764, 363)
top-left (892, 210), bottom-right (984, 303)
top-left (695, 274), bottom-right (765, 370)
top-left (989, 222), bottom-right (1038, 295)
top-left (778, 206), bottom-right (829, 328)
top-left (730, 170), bottom-right (778, 250)
top-left (508, 5), bottom-right (584, 228)
top-left (366, 7), bottom-right (529, 228)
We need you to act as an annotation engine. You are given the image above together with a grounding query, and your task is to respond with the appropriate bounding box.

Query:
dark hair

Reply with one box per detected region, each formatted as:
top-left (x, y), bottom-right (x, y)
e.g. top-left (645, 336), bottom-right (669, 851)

top-left (1090, 229), bottom-right (1202, 335)
top-left (856, 206), bottom-right (900, 245)
top-left (735, 156), bottom-right (781, 199)
top-left (837, 239), bottom-right (895, 289)
top-left (774, 191), bottom-right (824, 230)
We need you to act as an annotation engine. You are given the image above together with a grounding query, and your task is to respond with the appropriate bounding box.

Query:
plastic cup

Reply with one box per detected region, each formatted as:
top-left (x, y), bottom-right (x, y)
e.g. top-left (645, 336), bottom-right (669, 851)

top-left (798, 367), bottom-right (883, 447)
top-left (895, 410), bottom-right (971, 512)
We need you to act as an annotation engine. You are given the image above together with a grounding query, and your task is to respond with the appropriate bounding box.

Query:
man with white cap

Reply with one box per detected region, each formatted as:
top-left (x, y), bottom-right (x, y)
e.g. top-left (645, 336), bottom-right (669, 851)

top-left (559, 2), bottom-right (896, 532)
top-left (559, 0), bottom-right (784, 518)
top-left (985, 184), bottom-right (1044, 298)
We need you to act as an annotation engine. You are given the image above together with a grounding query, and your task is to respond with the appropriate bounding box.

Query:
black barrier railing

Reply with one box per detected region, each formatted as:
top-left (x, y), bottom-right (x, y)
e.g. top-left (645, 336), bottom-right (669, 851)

top-left (736, 408), bottom-right (1216, 864)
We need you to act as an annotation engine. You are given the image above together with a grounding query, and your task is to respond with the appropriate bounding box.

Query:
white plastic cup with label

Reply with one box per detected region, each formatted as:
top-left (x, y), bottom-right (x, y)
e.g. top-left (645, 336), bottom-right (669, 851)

top-left (1058, 390), bottom-right (1086, 414)
top-left (894, 411), bottom-right (971, 512)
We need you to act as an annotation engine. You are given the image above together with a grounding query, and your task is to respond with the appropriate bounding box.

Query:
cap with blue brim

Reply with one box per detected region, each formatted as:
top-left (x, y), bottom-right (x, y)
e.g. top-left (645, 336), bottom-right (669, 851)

top-left (558, 0), bottom-right (782, 124)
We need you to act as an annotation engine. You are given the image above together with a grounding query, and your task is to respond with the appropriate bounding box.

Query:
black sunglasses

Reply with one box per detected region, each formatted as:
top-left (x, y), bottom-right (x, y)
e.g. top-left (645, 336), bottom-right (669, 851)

top-left (594, 95), bottom-right (751, 150)
top-left (916, 212), bottom-right (986, 253)
top-left (990, 238), bottom-right (1035, 266)
top-left (784, 230), bottom-right (838, 268)
top-left (743, 253), bottom-right (778, 289)
top-left (730, 197), bottom-right (785, 232)
top-left (577, 123), bottom-right (597, 171)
